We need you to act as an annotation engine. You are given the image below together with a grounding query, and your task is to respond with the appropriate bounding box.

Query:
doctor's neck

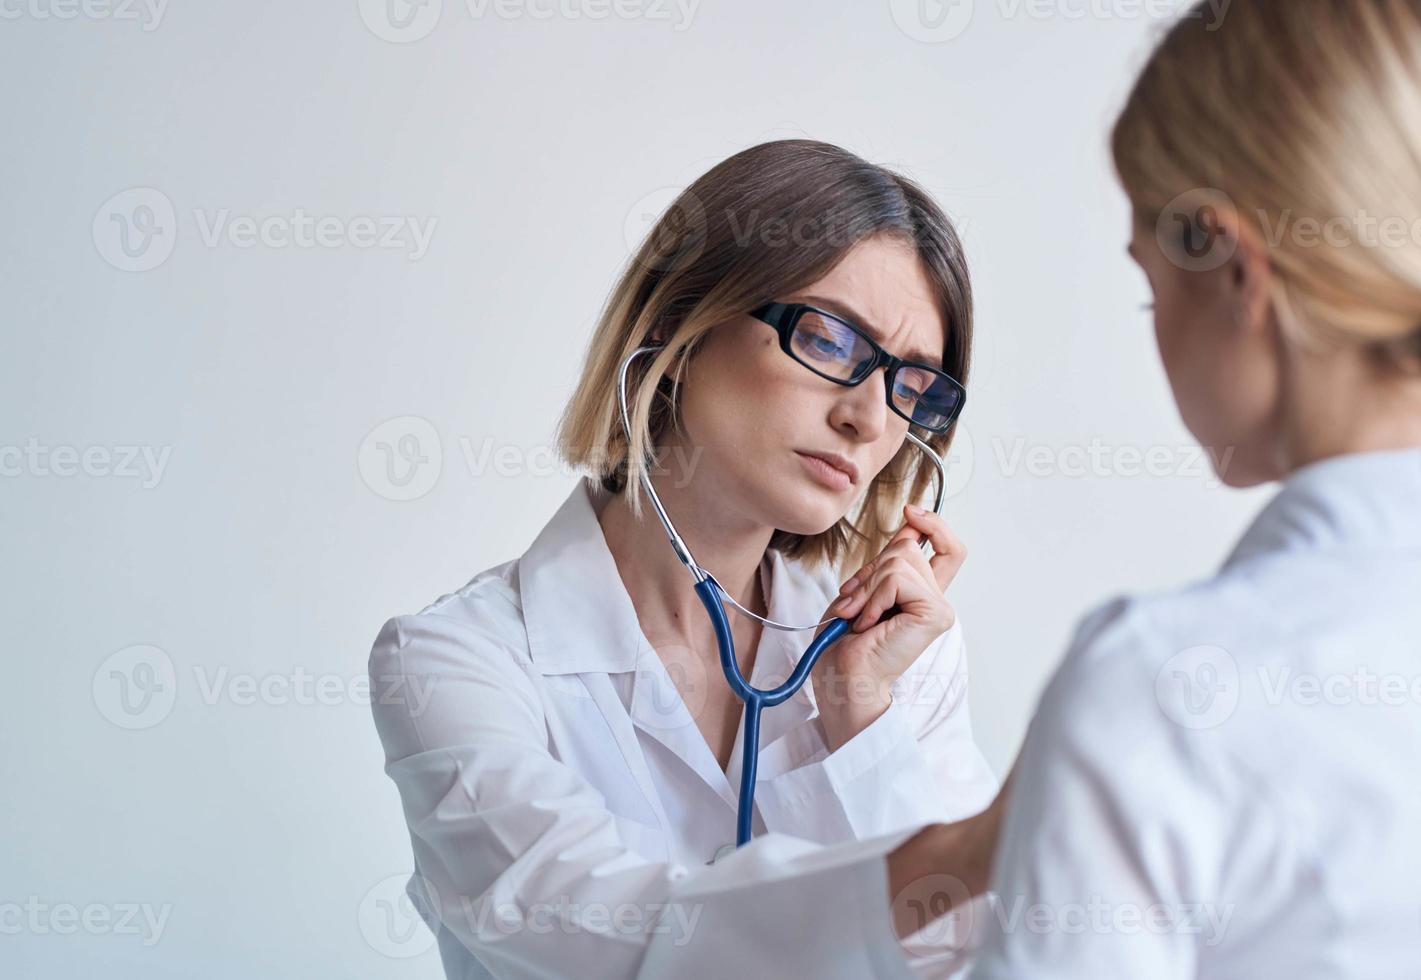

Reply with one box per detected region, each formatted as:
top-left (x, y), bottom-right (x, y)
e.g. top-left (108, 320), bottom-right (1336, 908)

top-left (594, 468), bottom-right (771, 646)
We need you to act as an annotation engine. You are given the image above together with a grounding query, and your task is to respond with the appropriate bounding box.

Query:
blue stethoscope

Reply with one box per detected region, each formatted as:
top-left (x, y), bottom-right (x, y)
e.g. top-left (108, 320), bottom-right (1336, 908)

top-left (617, 345), bottom-right (950, 847)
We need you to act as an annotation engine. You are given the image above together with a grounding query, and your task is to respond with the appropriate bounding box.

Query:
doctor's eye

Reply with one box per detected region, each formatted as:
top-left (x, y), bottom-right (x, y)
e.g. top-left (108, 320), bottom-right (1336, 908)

top-left (891, 370), bottom-right (930, 403)
top-left (807, 333), bottom-right (848, 358)
top-left (790, 311), bottom-right (862, 367)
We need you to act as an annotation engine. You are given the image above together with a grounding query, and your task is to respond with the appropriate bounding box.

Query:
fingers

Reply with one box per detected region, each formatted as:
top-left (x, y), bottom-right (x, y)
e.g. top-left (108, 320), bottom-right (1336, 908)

top-left (836, 502), bottom-right (967, 604)
top-left (902, 504), bottom-right (967, 592)
top-left (837, 519), bottom-right (927, 597)
top-left (852, 575), bottom-right (903, 633)
top-left (835, 555), bottom-right (937, 632)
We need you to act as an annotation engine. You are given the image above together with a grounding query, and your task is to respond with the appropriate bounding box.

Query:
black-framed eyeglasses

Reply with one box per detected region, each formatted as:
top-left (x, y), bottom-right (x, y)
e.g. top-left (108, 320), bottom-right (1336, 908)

top-left (750, 302), bottom-right (966, 432)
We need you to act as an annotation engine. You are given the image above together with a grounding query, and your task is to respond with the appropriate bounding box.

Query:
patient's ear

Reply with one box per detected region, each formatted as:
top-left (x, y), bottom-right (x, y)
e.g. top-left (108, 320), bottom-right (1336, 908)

top-left (1209, 205), bottom-right (1275, 340)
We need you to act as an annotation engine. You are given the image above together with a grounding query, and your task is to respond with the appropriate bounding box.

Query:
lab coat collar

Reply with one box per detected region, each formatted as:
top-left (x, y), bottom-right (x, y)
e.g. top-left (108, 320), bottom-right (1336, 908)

top-left (519, 478), bottom-right (646, 676)
top-left (1222, 447), bottom-right (1421, 569)
top-left (518, 476), bottom-right (825, 714)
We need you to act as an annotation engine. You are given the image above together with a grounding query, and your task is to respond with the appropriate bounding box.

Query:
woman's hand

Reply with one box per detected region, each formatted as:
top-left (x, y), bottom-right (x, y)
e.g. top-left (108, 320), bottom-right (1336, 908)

top-left (813, 503), bottom-right (967, 750)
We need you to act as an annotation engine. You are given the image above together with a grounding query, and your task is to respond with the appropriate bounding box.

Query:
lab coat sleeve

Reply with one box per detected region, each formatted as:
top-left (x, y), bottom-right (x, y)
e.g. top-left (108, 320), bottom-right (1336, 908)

top-left (752, 616), bottom-right (999, 844)
top-left (966, 598), bottom-right (1234, 980)
top-left (368, 611), bottom-right (922, 980)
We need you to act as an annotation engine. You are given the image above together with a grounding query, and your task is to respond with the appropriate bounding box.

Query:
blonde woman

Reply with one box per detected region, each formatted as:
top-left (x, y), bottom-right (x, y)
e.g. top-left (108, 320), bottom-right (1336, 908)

top-left (950, 0), bottom-right (1421, 975)
top-left (369, 139), bottom-right (1002, 979)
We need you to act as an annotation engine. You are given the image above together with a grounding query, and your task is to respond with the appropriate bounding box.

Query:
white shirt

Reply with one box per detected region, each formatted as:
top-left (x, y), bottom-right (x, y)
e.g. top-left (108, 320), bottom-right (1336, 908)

top-left (969, 447), bottom-right (1421, 978)
top-left (369, 476), bottom-right (999, 980)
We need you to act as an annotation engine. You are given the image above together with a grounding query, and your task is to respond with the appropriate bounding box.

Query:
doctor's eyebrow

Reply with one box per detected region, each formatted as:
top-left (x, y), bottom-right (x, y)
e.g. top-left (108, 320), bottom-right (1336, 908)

top-left (798, 293), bottom-right (943, 366)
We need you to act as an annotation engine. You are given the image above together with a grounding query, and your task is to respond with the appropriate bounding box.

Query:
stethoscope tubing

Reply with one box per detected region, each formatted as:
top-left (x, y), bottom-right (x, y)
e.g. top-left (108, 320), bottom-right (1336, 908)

top-left (695, 578), bottom-right (853, 844)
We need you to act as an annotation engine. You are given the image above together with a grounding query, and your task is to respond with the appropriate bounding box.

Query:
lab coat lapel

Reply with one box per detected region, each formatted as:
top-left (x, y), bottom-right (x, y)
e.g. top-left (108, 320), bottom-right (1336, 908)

top-left (520, 478), bottom-right (824, 813)
top-left (519, 478), bottom-right (644, 675)
top-left (628, 640), bottom-right (740, 809)
top-left (519, 480), bottom-right (678, 828)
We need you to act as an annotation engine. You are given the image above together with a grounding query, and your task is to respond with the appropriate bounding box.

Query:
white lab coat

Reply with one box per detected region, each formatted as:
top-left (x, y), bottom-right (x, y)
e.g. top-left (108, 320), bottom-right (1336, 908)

top-left (369, 476), bottom-right (999, 980)
top-left (969, 447), bottom-right (1421, 978)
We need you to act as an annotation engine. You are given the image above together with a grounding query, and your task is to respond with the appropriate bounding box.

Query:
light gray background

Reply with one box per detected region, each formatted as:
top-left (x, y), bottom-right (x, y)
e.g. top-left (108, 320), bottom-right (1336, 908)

top-left (2, 1), bottom-right (1266, 975)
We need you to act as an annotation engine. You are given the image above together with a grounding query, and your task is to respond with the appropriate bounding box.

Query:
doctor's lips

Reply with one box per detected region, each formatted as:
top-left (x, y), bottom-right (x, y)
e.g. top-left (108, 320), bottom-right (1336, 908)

top-left (795, 450), bottom-right (859, 490)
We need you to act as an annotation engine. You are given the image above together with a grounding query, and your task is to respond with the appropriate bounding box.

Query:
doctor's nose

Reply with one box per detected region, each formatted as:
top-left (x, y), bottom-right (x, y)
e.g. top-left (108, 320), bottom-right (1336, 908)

top-left (828, 368), bottom-right (894, 443)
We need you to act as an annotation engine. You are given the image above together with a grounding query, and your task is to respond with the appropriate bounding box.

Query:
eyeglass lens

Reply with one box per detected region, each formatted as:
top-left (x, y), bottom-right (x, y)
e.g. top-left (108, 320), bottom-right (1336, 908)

top-left (787, 309), bottom-right (960, 430)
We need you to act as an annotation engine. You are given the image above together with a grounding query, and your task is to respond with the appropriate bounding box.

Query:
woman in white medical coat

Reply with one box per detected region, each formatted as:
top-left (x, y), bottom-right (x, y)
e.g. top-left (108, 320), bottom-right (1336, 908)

top-left (963, 0), bottom-right (1421, 975)
top-left (369, 139), bottom-right (1007, 979)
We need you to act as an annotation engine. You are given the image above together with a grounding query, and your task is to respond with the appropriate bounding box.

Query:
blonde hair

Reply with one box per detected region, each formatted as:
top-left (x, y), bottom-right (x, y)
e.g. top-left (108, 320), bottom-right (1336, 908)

top-left (555, 139), bottom-right (974, 575)
top-left (1112, 0), bottom-right (1421, 372)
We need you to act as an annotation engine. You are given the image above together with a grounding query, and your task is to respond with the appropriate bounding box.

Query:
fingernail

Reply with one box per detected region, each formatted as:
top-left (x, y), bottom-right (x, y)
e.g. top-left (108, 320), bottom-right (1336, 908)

top-left (842, 575), bottom-right (859, 593)
top-left (907, 504), bottom-right (925, 515)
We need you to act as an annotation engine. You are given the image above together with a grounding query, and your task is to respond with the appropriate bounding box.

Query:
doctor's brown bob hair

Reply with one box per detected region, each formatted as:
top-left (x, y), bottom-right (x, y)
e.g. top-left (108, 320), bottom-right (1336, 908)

top-left (554, 139), bottom-right (974, 574)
